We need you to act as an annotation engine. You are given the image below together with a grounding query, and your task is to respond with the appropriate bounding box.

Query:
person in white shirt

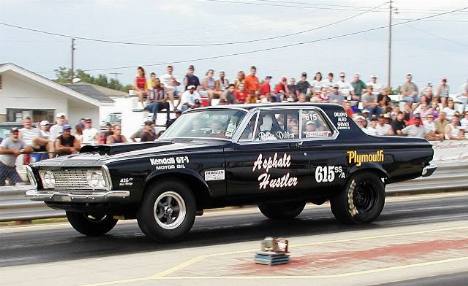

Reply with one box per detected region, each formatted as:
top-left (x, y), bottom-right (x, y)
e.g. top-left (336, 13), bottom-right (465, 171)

top-left (445, 113), bottom-right (464, 140)
top-left (159, 65), bottom-right (180, 108)
top-left (81, 118), bottom-right (98, 145)
top-left (178, 85), bottom-right (201, 111)
top-left (19, 117), bottom-right (40, 147)
top-left (461, 111), bottom-right (468, 131)
top-left (375, 114), bottom-right (394, 136)
top-left (401, 115), bottom-right (426, 138)
top-left (364, 117), bottom-right (378, 136)
top-left (367, 75), bottom-right (382, 95)
top-left (50, 113), bottom-right (67, 141)
top-left (336, 72), bottom-right (354, 100)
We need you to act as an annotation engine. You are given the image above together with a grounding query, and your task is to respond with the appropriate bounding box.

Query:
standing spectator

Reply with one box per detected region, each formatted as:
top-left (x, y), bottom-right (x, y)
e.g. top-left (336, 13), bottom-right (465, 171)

top-left (179, 85), bottom-right (201, 111)
top-left (215, 71), bottom-right (230, 94)
top-left (310, 72), bottom-right (323, 94)
top-left (54, 124), bottom-right (81, 156)
top-left (361, 86), bottom-right (381, 118)
top-left (434, 111), bottom-right (449, 138)
top-left (401, 114), bottom-right (426, 138)
top-left (50, 113), bottom-right (67, 141)
top-left (259, 76), bottom-right (272, 97)
top-left (367, 75), bottom-right (382, 94)
top-left (0, 128), bottom-right (32, 186)
top-left (223, 84), bottom-right (237, 104)
top-left (391, 111), bottom-right (407, 135)
top-left (336, 72), bottom-right (354, 99)
top-left (400, 73), bottom-right (419, 103)
top-left (324, 72), bottom-right (335, 88)
top-left (183, 65), bottom-right (200, 91)
top-left (107, 125), bottom-right (127, 144)
top-left (376, 114), bottom-right (394, 136)
top-left (144, 77), bottom-right (170, 124)
top-left (351, 73), bottom-right (366, 101)
top-left (160, 65), bottom-right (180, 108)
top-left (140, 121), bottom-right (157, 142)
top-left (435, 77), bottom-right (450, 98)
top-left (244, 66), bottom-right (260, 103)
top-left (445, 113), bottom-right (464, 140)
top-left (234, 71), bottom-right (247, 103)
top-left (19, 117), bottom-right (40, 148)
top-left (296, 72), bottom-right (311, 96)
top-left (200, 69), bottom-right (218, 104)
top-left (81, 118), bottom-right (98, 145)
top-left (134, 66), bottom-right (148, 109)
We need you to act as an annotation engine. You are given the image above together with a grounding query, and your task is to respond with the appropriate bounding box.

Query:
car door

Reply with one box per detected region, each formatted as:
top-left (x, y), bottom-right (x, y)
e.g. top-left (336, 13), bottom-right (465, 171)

top-left (225, 108), bottom-right (309, 198)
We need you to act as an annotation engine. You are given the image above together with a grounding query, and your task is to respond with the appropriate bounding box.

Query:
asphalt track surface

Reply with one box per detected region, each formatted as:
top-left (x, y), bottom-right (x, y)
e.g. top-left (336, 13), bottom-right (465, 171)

top-left (1, 192), bottom-right (468, 286)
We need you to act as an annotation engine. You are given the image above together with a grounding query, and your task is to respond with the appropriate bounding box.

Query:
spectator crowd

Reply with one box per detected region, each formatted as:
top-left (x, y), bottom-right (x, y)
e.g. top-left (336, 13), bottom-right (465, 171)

top-left (1, 64), bottom-right (467, 186)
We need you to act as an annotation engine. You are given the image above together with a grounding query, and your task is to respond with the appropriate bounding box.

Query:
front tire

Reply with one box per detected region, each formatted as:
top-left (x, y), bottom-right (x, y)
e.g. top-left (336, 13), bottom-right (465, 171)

top-left (258, 201), bottom-right (306, 219)
top-left (66, 211), bottom-right (118, 236)
top-left (330, 171), bottom-right (385, 224)
top-left (137, 180), bottom-right (196, 242)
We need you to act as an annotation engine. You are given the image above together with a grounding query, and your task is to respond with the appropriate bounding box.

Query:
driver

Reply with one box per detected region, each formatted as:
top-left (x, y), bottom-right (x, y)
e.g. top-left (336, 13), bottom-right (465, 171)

top-left (257, 114), bottom-right (280, 140)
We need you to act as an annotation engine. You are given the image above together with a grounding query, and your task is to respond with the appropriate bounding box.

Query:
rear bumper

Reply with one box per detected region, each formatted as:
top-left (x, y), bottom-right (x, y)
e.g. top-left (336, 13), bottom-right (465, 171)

top-left (422, 163), bottom-right (437, 177)
top-left (26, 189), bottom-right (130, 203)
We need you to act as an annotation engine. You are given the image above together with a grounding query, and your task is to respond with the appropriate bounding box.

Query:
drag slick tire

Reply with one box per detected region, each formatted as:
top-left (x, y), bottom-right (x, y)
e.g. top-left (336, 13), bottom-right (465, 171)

top-left (66, 211), bottom-right (118, 236)
top-left (258, 201), bottom-right (306, 219)
top-left (330, 171), bottom-right (385, 224)
top-left (137, 180), bottom-right (196, 242)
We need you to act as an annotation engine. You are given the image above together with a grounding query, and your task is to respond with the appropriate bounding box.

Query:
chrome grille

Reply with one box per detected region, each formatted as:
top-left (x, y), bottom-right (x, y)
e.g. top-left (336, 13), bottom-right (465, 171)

top-left (44, 169), bottom-right (94, 191)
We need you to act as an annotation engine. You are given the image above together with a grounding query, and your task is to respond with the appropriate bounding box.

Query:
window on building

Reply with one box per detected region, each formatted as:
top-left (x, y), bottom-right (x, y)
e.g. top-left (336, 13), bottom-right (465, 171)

top-left (6, 109), bottom-right (55, 123)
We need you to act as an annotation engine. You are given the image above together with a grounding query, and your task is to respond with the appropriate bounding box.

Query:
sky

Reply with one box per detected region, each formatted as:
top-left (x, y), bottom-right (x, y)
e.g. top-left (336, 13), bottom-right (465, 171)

top-left (0, 0), bottom-right (467, 90)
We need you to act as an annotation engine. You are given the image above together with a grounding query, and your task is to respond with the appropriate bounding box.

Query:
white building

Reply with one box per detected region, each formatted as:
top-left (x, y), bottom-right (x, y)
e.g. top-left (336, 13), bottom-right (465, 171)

top-left (0, 63), bottom-right (116, 126)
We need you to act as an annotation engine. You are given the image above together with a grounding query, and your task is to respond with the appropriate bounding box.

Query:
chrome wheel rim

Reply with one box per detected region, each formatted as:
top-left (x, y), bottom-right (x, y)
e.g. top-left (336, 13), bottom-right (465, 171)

top-left (154, 191), bottom-right (186, 230)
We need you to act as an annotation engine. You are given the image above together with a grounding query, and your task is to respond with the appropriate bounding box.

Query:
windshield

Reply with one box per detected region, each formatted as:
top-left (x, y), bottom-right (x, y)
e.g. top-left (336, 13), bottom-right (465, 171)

top-left (160, 109), bottom-right (248, 140)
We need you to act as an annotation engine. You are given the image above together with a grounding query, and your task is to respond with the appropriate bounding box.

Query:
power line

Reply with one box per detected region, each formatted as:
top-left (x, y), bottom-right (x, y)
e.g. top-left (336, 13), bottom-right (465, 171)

top-left (0, 2), bottom-right (387, 47)
top-left (404, 24), bottom-right (468, 48)
top-left (83, 6), bottom-right (468, 72)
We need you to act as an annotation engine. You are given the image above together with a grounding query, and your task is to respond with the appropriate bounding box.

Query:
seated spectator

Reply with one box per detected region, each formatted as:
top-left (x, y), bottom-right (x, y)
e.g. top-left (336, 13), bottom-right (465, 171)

top-left (81, 118), bottom-right (98, 145)
top-left (351, 73), bottom-right (366, 101)
top-left (366, 75), bottom-right (382, 95)
top-left (402, 102), bottom-right (413, 121)
top-left (423, 114), bottom-right (443, 141)
top-left (38, 120), bottom-right (54, 157)
top-left (310, 72), bottom-right (323, 94)
top-left (200, 69), bottom-right (219, 104)
top-left (361, 86), bottom-right (381, 118)
top-left (435, 77), bottom-right (450, 98)
top-left (98, 123), bottom-right (113, 144)
top-left (364, 116), bottom-right (379, 136)
top-left (134, 66), bottom-right (148, 109)
top-left (287, 78), bottom-right (297, 99)
top-left (337, 72), bottom-right (354, 100)
top-left (74, 124), bottom-right (83, 145)
top-left (140, 120), bottom-right (157, 142)
top-left (376, 114), bottom-right (394, 136)
top-left (107, 124), bottom-right (127, 144)
top-left (55, 125), bottom-right (80, 156)
top-left (323, 72), bottom-right (335, 89)
top-left (445, 113), bottom-right (464, 140)
top-left (461, 111), bottom-right (468, 131)
top-left (328, 84), bottom-right (345, 105)
top-left (179, 85), bottom-right (202, 111)
top-left (296, 72), bottom-right (311, 96)
top-left (274, 77), bottom-right (288, 100)
top-left (400, 73), bottom-right (419, 103)
top-left (223, 84), bottom-right (237, 104)
top-left (434, 112), bottom-right (449, 138)
top-left (0, 128), bottom-right (32, 186)
top-left (183, 65), bottom-right (200, 91)
top-left (160, 65), bottom-right (180, 108)
top-left (401, 114), bottom-right (426, 138)
top-left (442, 98), bottom-right (457, 120)
top-left (391, 111), bottom-right (406, 135)
top-left (234, 71), bottom-right (247, 103)
top-left (377, 88), bottom-right (391, 110)
top-left (50, 113), bottom-right (67, 142)
top-left (354, 115), bottom-right (367, 129)
top-left (215, 71), bottom-right (230, 94)
top-left (259, 76), bottom-right (272, 97)
top-left (414, 102), bottom-right (433, 118)
top-left (343, 100), bottom-right (354, 117)
top-left (144, 77), bottom-right (170, 124)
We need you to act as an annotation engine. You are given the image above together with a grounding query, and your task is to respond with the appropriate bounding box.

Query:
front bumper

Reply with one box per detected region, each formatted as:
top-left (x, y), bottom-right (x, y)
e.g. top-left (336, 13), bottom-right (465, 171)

top-left (422, 163), bottom-right (437, 177)
top-left (26, 189), bottom-right (130, 203)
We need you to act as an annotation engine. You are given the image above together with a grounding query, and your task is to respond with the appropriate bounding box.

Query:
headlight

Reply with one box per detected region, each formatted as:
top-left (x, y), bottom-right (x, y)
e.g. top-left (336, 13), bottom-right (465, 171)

top-left (86, 170), bottom-right (107, 189)
top-left (39, 170), bottom-right (55, 189)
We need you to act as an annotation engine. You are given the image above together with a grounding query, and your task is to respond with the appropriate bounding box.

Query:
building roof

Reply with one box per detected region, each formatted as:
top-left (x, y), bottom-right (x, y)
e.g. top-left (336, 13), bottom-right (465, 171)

top-left (0, 63), bottom-right (113, 106)
top-left (64, 83), bottom-right (117, 103)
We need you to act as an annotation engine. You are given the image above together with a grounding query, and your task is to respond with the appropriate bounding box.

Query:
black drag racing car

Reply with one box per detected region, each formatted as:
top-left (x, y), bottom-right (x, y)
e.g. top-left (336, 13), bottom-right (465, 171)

top-left (26, 103), bottom-right (436, 241)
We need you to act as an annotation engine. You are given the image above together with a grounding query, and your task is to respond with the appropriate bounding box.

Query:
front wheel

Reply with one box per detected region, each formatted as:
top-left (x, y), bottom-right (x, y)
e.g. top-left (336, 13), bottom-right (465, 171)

top-left (330, 171), bottom-right (385, 224)
top-left (258, 201), bottom-right (306, 219)
top-left (66, 211), bottom-right (118, 236)
top-left (137, 180), bottom-right (196, 242)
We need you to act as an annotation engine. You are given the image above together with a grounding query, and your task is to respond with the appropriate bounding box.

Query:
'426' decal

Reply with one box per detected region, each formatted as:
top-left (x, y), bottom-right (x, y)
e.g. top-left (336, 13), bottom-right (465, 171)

top-left (315, 166), bottom-right (345, 183)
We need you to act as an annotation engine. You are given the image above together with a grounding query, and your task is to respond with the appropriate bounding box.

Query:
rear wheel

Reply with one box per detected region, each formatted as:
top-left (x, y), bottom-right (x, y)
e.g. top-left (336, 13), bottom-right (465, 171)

top-left (66, 211), bottom-right (118, 236)
top-left (258, 201), bottom-right (306, 219)
top-left (137, 180), bottom-right (196, 242)
top-left (330, 171), bottom-right (385, 224)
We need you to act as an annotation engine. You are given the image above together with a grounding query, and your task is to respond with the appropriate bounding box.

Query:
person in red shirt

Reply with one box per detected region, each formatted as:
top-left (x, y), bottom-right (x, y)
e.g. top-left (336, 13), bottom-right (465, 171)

top-left (259, 76), bottom-right (272, 96)
top-left (274, 77), bottom-right (289, 101)
top-left (244, 66), bottom-right (260, 104)
top-left (134, 66), bottom-right (148, 109)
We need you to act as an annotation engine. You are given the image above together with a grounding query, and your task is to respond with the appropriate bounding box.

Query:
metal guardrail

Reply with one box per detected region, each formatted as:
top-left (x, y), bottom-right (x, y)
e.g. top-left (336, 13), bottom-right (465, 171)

top-left (0, 163), bottom-right (467, 222)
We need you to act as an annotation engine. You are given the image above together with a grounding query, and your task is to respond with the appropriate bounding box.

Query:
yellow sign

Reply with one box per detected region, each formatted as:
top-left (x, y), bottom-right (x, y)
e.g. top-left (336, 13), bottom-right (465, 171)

top-left (347, 150), bottom-right (384, 167)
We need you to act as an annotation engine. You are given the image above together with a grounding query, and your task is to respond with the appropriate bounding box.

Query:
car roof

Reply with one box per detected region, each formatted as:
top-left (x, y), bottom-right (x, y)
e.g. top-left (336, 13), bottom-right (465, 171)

top-left (203, 103), bottom-right (342, 111)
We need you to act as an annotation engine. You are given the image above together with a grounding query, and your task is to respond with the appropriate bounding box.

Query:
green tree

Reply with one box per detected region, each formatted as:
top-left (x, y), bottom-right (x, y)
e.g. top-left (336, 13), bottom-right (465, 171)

top-left (54, 67), bottom-right (131, 92)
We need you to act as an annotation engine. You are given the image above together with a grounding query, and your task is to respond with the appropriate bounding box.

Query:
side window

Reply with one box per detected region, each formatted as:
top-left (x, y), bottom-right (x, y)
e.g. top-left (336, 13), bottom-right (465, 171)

top-left (254, 109), bottom-right (300, 141)
top-left (239, 112), bottom-right (258, 141)
top-left (301, 110), bottom-right (333, 139)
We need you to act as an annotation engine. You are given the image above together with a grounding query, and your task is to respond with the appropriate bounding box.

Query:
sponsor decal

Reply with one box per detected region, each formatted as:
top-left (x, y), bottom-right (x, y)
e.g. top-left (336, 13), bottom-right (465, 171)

top-left (314, 166), bottom-right (345, 183)
top-left (252, 153), bottom-right (298, 190)
top-left (205, 170), bottom-right (225, 181)
top-left (150, 156), bottom-right (190, 170)
top-left (119, 178), bottom-right (134, 186)
top-left (347, 150), bottom-right (384, 167)
top-left (334, 111), bottom-right (350, 130)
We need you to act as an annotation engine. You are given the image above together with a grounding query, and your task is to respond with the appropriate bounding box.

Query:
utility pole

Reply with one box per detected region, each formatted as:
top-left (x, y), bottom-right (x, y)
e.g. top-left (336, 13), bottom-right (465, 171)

top-left (71, 38), bottom-right (76, 83)
top-left (387, 0), bottom-right (393, 89)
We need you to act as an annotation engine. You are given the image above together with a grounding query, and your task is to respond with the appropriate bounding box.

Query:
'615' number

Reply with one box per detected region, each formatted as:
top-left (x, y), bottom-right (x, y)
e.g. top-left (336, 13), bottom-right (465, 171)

top-left (315, 166), bottom-right (335, 183)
